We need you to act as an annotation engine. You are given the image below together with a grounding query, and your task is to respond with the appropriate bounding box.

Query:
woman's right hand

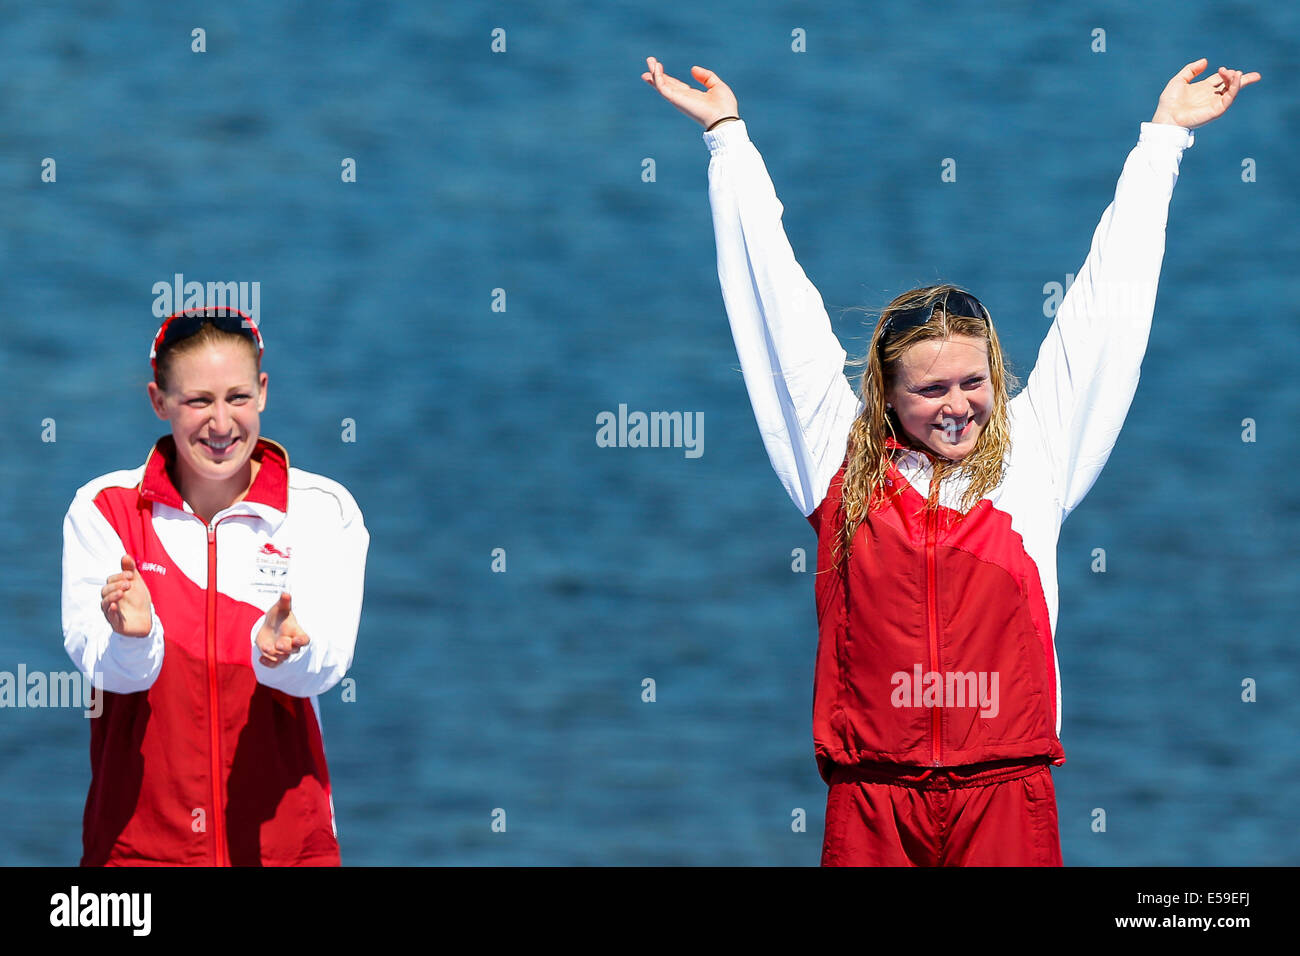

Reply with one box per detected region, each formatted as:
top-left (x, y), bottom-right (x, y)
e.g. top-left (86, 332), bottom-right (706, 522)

top-left (102, 554), bottom-right (154, 637)
top-left (641, 56), bottom-right (739, 129)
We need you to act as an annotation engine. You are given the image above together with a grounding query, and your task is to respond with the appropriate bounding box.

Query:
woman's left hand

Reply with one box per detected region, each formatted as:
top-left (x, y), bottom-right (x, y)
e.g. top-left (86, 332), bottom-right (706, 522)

top-left (1152, 58), bottom-right (1261, 130)
top-left (256, 591), bottom-right (311, 667)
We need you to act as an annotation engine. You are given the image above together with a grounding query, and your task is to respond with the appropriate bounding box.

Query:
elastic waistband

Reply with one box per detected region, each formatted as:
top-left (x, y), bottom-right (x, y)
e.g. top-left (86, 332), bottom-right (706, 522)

top-left (828, 756), bottom-right (1051, 791)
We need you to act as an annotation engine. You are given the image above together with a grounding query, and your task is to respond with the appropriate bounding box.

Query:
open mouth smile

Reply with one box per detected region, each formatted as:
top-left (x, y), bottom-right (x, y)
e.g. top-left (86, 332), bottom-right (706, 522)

top-left (200, 436), bottom-right (239, 455)
top-left (934, 416), bottom-right (974, 440)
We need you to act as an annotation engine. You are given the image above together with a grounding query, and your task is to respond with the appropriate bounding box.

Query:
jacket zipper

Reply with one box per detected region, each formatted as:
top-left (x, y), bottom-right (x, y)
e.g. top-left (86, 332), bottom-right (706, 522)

top-left (925, 500), bottom-right (942, 766)
top-left (205, 517), bottom-right (230, 866)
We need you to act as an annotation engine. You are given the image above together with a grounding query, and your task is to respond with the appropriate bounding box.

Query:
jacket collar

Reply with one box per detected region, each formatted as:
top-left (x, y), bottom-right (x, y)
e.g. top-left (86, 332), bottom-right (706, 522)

top-left (138, 434), bottom-right (290, 518)
top-left (885, 434), bottom-right (957, 469)
top-left (884, 434), bottom-right (927, 468)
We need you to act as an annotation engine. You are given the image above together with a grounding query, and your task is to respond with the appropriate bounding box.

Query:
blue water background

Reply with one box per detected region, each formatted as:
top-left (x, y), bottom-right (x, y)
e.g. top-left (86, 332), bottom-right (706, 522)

top-left (0, 0), bottom-right (1296, 864)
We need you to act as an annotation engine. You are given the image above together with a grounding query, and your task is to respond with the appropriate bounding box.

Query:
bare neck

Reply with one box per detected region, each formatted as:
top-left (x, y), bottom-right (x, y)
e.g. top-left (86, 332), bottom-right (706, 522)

top-left (177, 458), bottom-right (262, 525)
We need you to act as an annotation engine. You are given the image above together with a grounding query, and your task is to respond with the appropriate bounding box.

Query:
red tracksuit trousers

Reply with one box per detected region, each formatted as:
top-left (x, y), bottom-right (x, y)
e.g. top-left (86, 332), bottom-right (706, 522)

top-left (820, 757), bottom-right (1063, 866)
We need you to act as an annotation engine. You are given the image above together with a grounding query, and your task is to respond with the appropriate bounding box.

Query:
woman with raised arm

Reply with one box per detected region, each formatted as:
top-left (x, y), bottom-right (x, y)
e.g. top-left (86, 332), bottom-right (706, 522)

top-left (643, 56), bottom-right (1258, 866)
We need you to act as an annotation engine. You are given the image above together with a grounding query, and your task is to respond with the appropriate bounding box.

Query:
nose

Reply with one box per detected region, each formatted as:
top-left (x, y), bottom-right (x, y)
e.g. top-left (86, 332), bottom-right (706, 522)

top-left (209, 402), bottom-right (233, 434)
top-left (942, 391), bottom-right (970, 419)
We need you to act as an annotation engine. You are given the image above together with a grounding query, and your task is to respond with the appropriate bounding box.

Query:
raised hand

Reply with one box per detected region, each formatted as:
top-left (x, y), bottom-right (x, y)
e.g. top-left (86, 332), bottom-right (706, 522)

top-left (641, 56), bottom-right (739, 129)
top-left (255, 591), bottom-right (311, 667)
top-left (101, 554), bottom-right (154, 637)
top-left (1151, 58), bottom-right (1261, 130)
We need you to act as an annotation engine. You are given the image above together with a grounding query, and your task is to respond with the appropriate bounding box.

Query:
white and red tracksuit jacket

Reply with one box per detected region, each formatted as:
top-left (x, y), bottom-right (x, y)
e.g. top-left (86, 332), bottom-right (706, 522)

top-left (61, 435), bottom-right (369, 865)
top-left (704, 118), bottom-right (1193, 782)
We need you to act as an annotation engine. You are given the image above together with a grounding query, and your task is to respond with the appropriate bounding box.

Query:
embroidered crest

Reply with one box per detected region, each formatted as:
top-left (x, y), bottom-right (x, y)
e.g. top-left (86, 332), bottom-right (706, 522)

top-left (251, 542), bottom-right (291, 595)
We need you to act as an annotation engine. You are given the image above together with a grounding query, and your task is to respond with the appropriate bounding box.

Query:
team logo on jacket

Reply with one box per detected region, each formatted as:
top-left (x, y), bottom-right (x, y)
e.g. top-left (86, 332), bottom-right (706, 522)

top-left (251, 542), bottom-right (291, 595)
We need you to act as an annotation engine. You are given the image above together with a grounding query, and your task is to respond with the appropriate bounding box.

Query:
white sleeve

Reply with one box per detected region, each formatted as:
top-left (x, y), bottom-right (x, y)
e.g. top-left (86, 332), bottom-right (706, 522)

top-left (705, 119), bottom-right (862, 517)
top-left (1014, 122), bottom-right (1194, 519)
top-left (61, 489), bottom-right (165, 693)
top-left (248, 489), bottom-right (368, 698)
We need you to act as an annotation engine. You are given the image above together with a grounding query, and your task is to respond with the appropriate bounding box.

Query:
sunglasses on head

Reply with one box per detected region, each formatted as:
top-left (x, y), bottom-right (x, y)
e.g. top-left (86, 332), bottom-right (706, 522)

top-left (877, 289), bottom-right (990, 354)
top-left (150, 306), bottom-right (264, 371)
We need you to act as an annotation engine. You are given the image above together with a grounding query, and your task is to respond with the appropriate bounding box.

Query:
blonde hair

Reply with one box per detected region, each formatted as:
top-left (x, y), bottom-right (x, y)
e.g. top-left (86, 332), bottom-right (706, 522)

top-left (154, 321), bottom-right (260, 393)
top-left (834, 284), bottom-right (1020, 563)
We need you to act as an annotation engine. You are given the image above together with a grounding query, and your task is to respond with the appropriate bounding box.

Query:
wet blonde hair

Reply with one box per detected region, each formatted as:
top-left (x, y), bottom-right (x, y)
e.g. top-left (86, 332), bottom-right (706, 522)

top-left (834, 284), bottom-right (1020, 563)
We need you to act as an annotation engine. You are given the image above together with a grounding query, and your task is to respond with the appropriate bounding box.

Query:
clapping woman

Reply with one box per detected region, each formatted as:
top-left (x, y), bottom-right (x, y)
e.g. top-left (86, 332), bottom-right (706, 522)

top-left (61, 306), bottom-right (369, 865)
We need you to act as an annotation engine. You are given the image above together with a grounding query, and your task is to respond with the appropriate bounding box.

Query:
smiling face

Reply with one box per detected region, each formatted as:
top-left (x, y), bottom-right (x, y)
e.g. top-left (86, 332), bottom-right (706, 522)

top-left (147, 339), bottom-right (267, 507)
top-left (886, 334), bottom-right (992, 462)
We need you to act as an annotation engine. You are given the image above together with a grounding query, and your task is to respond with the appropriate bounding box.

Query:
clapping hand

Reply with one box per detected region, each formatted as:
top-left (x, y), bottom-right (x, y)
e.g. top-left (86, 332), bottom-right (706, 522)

top-left (255, 591), bottom-right (311, 667)
top-left (101, 555), bottom-right (153, 637)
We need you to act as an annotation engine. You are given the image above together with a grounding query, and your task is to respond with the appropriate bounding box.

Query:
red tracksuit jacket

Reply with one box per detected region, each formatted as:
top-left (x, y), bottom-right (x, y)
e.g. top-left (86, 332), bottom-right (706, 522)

top-left (61, 435), bottom-right (368, 865)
